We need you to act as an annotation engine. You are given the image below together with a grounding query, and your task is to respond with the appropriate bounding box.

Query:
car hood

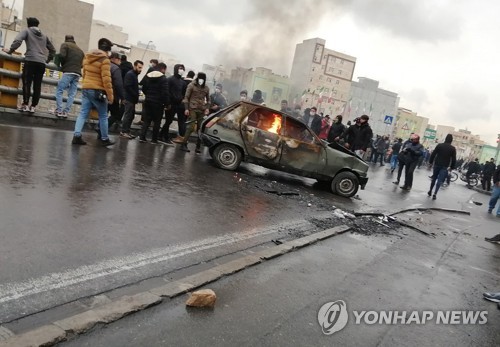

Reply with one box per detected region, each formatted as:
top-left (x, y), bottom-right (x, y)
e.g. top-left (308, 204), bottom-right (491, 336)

top-left (326, 142), bottom-right (369, 176)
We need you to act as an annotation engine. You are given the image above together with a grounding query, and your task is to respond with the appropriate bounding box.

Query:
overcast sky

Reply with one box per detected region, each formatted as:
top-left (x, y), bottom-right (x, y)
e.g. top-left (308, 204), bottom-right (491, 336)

top-left (12, 0), bottom-right (500, 145)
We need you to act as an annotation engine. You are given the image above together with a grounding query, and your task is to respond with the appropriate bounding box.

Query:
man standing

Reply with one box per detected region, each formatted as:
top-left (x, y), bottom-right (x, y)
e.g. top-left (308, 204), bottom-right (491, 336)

top-left (209, 83), bottom-right (228, 114)
top-left (179, 72), bottom-right (210, 153)
top-left (280, 100), bottom-right (292, 115)
top-left (343, 115), bottom-right (373, 158)
top-left (373, 135), bottom-right (390, 166)
top-left (54, 35), bottom-right (84, 118)
top-left (139, 63), bottom-right (169, 144)
top-left (71, 38), bottom-right (114, 146)
top-left (482, 158), bottom-right (496, 192)
top-left (390, 138), bottom-right (403, 173)
top-left (3, 17), bottom-right (55, 113)
top-left (119, 55), bottom-right (133, 79)
top-left (161, 64), bottom-right (186, 145)
top-left (327, 115), bottom-right (345, 143)
top-left (120, 60), bottom-right (143, 139)
top-left (106, 52), bottom-right (125, 132)
top-left (394, 134), bottom-right (423, 190)
top-left (487, 165), bottom-right (500, 216)
top-left (427, 134), bottom-right (456, 200)
top-left (304, 107), bottom-right (322, 135)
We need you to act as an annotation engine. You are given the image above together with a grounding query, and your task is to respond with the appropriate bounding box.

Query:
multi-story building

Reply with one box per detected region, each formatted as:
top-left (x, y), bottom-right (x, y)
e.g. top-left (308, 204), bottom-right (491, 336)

top-left (435, 125), bottom-right (455, 143)
top-left (23, 0), bottom-right (93, 52)
top-left (348, 77), bottom-right (399, 136)
top-left (227, 67), bottom-right (291, 110)
top-left (290, 38), bottom-right (356, 116)
top-left (392, 108), bottom-right (429, 141)
top-left (88, 20), bottom-right (128, 50)
top-left (0, 1), bottom-right (20, 48)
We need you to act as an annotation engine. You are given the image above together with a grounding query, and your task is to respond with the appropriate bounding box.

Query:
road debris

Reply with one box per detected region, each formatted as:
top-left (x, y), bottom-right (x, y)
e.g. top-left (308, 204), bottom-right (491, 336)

top-left (186, 289), bottom-right (217, 308)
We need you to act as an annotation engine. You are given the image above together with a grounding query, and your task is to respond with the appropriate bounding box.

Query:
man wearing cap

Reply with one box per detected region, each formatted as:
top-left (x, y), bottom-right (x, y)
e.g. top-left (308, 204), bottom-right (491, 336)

top-left (54, 35), bottom-right (84, 118)
top-left (71, 38), bottom-right (115, 146)
top-left (209, 83), bottom-right (228, 114)
top-left (3, 17), bottom-right (56, 113)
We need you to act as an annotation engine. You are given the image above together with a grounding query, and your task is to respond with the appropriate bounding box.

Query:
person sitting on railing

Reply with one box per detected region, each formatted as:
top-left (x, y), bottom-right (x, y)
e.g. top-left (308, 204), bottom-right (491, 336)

top-left (2, 17), bottom-right (55, 114)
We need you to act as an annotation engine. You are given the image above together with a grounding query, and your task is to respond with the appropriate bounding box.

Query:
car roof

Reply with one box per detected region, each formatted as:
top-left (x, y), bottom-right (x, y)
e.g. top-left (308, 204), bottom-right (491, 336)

top-left (237, 101), bottom-right (309, 127)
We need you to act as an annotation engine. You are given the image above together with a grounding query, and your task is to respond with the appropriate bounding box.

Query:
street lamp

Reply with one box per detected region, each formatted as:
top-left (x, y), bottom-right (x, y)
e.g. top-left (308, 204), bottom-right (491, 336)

top-left (141, 40), bottom-right (153, 61)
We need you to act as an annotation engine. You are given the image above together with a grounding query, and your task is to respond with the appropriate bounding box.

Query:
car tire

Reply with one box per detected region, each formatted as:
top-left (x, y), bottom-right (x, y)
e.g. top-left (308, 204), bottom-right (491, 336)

top-left (213, 143), bottom-right (242, 171)
top-left (331, 171), bottom-right (359, 198)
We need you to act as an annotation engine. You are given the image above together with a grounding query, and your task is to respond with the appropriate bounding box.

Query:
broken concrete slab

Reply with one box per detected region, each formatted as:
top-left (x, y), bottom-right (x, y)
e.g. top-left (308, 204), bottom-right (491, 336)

top-left (91, 292), bottom-right (162, 323)
top-left (149, 282), bottom-right (193, 299)
top-left (0, 324), bottom-right (66, 347)
top-left (211, 255), bottom-right (262, 276)
top-left (53, 310), bottom-right (101, 335)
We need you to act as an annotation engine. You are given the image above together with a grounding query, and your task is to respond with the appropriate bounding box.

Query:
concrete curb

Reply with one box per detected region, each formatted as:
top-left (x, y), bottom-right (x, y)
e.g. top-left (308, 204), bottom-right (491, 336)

top-left (0, 225), bottom-right (350, 347)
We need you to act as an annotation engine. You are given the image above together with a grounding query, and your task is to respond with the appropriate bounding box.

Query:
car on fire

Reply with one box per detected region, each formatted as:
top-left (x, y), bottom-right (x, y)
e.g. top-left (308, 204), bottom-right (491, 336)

top-left (200, 101), bottom-right (369, 197)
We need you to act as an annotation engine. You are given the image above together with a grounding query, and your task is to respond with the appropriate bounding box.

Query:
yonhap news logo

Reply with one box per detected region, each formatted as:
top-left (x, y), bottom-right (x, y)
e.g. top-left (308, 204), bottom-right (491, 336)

top-left (318, 300), bottom-right (488, 335)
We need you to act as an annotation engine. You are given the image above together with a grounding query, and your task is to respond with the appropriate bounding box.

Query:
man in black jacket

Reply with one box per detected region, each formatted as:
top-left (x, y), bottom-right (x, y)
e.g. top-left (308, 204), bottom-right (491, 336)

top-left (120, 60), bottom-right (143, 139)
top-left (139, 63), bottom-right (170, 144)
top-left (427, 134), bottom-right (456, 199)
top-left (119, 55), bottom-right (133, 79)
top-left (343, 115), bottom-right (373, 159)
top-left (161, 64), bottom-right (186, 145)
top-left (390, 138), bottom-right (403, 173)
top-left (466, 158), bottom-right (481, 188)
top-left (482, 158), bottom-right (496, 191)
top-left (327, 115), bottom-right (345, 143)
top-left (106, 52), bottom-right (125, 131)
top-left (486, 165), bottom-right (500, 217)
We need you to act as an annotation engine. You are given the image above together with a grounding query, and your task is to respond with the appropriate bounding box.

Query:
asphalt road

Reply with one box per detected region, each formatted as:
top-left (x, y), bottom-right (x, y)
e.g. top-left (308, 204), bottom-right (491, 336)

top-left (0, 123), bottom-right (496, 331)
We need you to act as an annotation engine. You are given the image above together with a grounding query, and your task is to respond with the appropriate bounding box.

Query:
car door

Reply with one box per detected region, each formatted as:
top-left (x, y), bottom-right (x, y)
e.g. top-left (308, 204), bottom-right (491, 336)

top-left (279, 116), bottom-right (327, 175)
top-left (240, 108), bottom-right (283, 164)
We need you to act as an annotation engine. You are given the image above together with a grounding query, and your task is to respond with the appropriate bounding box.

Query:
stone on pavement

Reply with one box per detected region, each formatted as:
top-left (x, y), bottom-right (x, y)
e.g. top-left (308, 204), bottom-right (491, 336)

top-left (185, 289), bottom-right (217, 308)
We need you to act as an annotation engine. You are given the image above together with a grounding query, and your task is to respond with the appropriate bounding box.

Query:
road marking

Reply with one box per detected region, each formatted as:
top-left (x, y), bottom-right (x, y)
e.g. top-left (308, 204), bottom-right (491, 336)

top-left (0, 220), bottom-right (313, 305)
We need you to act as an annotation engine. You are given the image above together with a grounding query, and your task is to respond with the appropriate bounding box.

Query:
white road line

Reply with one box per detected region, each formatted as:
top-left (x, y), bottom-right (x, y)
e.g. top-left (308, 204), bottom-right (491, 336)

top-left (0, 220), bottom-right (312, 304)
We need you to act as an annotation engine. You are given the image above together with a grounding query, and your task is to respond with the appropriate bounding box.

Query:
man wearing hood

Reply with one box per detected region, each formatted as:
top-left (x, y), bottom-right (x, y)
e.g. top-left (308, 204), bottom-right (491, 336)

top-left (251, 90), bottom-right (265, 104)
top-left (343, 115), bottom-right (373, 158)
top-left (160, 63), bottom-right (186, 145)
top-left (3, 17), bottom-right (56, 113)
top-left (139, 63), bottom-right (170, 144)
top-left (71, 38), bottom-right (115, 146)
top-left (327, 115), bottom-right (345, 143)
top-left (427, 134), bottom-right (456, 200)
top-left (178, 72), bottom-right (210, 153)
top-left (54, 35), bottom-right (84, 118)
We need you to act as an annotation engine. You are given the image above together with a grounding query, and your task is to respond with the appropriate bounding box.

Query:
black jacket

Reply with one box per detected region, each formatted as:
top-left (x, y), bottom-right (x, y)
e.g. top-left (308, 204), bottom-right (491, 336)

top-left (123, 69), bottom-right (140, 104)
top-left (399, 140), bottom-right (424, 163)
top-left (392, 142), bottom-right (402, 155)
top-left (493, 166), bottom-right (500, 184)
top-left (483, 162), bottom-right (496, 176)
top-left (344, 122), bottom-right (373, 151)
top-left (167, 64), bottom-right (186, 105)
top-left (110, 62), bottom-right (124, 101)
top-left (310, 115), bottom-right (322, 135)
top-left (142, 71), bottom-right (170, 106)
top-left (327, 122), bottom-right (345, 142)
top-left (467, 161), bottom-right (481, 175)
top-left (429, 142), bottom-right (456, 169)
top-left (120, 61), bottom-right (133, 79)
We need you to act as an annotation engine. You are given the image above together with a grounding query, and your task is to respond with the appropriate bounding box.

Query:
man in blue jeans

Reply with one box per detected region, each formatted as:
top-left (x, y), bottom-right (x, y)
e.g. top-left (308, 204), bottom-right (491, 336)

top-left (428, 134), bottom-right (456, 200)
top-left (487, 165), bottom-right (500, 216)
top-left (55, 35), bottom-right (84, 117)
top-left (72, 38), bottom-right (115, 146)
top-left (390, 138), bottom-right (403, 173)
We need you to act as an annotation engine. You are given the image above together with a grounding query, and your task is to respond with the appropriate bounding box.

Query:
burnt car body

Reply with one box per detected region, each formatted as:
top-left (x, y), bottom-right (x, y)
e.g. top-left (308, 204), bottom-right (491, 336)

top-left (200, 101), bottom-right (369, 197)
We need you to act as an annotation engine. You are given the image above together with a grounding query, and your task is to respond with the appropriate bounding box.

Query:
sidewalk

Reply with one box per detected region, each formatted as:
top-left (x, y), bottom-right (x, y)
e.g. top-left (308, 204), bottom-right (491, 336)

top-left (60, 206), bottom-right (500, 347)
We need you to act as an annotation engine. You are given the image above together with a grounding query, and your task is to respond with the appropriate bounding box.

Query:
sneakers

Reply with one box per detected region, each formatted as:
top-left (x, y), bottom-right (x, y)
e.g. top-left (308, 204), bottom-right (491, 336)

top-left (432, 194), bottom-right (437, 200)
top-left (17, 104), bottom-right (29, 112)
top-left (400, 186), bottom-right (411, 191)
top-left (195, 147), bottom-right (202, 154)
top-left (172, 136), bottom-right (184, 144)
top-left (180, 143), bottom-right (190, 152)
top-left (120, 132), bottom-right (136, 139)
top-left (487, 209), bottom-right (492, 214)
top-left (485, 234), bottom-right (500, 243)
top-left (100, 138), bottom-right (115, 147)
top-left (72, 135), bottom-right (87, 145)
top-left (151, 140), bottom-right (159, 145)
top-left (427, 190), bottom-right (432, 197)
top-left (138, 137), bottom-right (147, 143)
top-left (392, 181), bottom-right (399, 185)
top-left (61, 111), bottom-right (68, 118)
top-left (133, 120), bottom-right (143, 125)
top-left (159, 139), bottom-right (175, 146)
top-left (483, 292), bottom-right (500, 302)
top-left (29, 106), bottom-right (35, 113)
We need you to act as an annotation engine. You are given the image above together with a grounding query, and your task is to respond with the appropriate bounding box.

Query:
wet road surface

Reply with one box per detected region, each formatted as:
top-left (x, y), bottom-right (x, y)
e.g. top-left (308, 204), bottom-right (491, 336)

top-left (0, 124), bottom-right (492, 325)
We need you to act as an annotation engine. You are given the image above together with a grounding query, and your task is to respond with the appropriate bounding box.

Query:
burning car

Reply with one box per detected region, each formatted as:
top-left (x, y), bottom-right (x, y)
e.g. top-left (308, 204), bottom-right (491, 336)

top-left (200, 101), bottom-right (369, 197)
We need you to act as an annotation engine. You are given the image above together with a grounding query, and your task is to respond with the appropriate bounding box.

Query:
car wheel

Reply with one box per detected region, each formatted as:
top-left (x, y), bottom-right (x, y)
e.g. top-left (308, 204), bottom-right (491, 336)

top-left (331, 171), bottom-right (359, 198)
top-left (213, 143), bottom-right (242, 171)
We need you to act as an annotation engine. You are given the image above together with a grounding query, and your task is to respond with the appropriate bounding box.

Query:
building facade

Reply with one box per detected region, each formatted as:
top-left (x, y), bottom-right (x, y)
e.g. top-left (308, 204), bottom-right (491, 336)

top-left (348, 77), bottom-right (399, 136)
top-left (88, 20), bottom-right (128, 50)
top-left (290, 38), bottom-right (356, 116)
top-left (392, 108), bottom-right (429, 141)
top-left (23, 0), bottom-right (93, 52)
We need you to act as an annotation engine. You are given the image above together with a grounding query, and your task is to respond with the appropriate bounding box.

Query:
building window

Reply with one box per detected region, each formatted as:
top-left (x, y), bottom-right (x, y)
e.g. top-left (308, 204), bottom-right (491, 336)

top-left (327, 78), bottom-right (332, 83)
top-left (336, 80), bottom-right (340, 85)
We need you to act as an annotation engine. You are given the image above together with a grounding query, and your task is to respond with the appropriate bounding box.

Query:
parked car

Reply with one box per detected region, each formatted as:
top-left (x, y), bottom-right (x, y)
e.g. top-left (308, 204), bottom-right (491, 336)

top-left (200, 101), bottom-right (369, 197)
